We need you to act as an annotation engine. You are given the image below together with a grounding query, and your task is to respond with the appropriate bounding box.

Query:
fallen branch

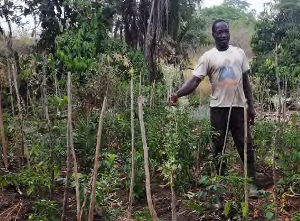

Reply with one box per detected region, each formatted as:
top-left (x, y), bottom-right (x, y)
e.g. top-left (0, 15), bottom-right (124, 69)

top-left (138, 96), bottom-right (158, 221)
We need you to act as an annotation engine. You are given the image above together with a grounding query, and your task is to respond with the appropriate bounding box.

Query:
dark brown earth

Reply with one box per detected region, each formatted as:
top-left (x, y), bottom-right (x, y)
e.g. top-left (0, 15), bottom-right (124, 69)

top-left (0, 164), bottom-right (299, 221)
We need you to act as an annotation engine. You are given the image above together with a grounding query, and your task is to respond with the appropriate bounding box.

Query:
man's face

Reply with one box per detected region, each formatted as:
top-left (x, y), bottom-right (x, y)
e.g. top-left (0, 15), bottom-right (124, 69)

top-left (213, 22), bottom-right (230, 48)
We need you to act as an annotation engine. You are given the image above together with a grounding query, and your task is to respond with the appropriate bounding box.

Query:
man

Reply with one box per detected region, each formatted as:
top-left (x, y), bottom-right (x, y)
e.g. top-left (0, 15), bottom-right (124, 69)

top-left (169, 19), bottom-right (259, 197)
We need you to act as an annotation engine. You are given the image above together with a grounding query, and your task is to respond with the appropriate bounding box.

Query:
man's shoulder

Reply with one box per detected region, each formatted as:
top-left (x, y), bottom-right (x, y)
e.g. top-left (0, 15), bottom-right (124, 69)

top-left (229, 45), bottom-right (246, 54)
top-left (202, 47), bottom-right (217, 58)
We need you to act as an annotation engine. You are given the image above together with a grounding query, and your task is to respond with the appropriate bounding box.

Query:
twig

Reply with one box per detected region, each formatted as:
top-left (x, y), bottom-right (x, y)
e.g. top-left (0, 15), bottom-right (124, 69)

top-left (88, 96), bottom-right (107, 221)
top-left (127, 76), bottom-right (135, 220)
top-left (3, 202), bottom-right (20, 221)
top-left (138, 96), bottom-right (158, 221)
top-left (14, 201), bottom-right (22, 221)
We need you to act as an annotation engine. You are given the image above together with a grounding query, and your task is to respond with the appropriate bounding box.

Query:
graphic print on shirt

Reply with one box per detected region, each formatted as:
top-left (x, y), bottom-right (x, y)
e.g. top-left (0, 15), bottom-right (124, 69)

top-left (218, 59), bottom-right (238, 87)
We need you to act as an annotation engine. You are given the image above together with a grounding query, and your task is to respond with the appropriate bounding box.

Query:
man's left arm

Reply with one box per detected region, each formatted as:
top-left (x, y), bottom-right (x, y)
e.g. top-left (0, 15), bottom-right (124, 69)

top-left (243, 70), bottom-right (255, 125)
top-left (240, 48), bottom-right (255, 125)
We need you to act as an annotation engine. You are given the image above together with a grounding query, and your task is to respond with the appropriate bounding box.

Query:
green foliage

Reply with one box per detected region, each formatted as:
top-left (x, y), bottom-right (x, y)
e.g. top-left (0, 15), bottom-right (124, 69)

top-left (70, 153), bottom-right (119, 219)
top-left (28, 200), bottom-right (58, 221)
top-left (224, 200), bottom-right (233, 217)
top-left (293, 213), bottom-right (300, 221)
top-left (251, 0), bottom-right (300, 91)
top-left (183, 200), bottom-right (204, 214)
top-left (0, 168), bottom-right (52, 198)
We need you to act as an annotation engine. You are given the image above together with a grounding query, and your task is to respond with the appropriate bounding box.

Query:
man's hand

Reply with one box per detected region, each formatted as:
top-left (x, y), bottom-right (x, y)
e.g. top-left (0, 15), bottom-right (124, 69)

top-left (248, 106), bottom-right (255, 125)
top-left (168, 93), bottom-right (178, 106)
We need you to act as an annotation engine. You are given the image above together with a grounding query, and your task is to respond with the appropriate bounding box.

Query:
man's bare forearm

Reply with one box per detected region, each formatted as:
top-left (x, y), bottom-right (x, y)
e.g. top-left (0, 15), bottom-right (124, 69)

top-left (175, 76), bottom-right (202, 97)
top-left (243, 73), bottom-right (254, 109)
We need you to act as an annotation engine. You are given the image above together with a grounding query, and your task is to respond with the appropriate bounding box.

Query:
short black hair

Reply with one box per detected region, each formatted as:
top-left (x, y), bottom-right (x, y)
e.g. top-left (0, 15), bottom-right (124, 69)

top-left (212, 19), bottom-right (229, 33)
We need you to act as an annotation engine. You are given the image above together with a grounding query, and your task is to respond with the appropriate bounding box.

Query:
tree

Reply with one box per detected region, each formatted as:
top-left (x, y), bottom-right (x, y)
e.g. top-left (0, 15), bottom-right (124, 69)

top-left (251, 0), bottom-right (300, 93)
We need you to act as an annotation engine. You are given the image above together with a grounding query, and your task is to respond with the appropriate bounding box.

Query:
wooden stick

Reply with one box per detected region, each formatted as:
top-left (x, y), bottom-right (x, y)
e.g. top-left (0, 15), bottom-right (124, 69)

top-left (41, 53), bottom-right (54, 193)
top-left (171, 171), bottom-right (177, 221)
top-left (88, 96), bottom-right (107, 221)
top-left (61, 123), bottom-right (72, 221)
top-left (273, 43), bottom-right (281, 221)
top-left (138, 96), bottom-right (158, 221)
top-left (244, 104), bottom-right (248, 220)
top-left (67, 73), bottom-right (81, 221)
top-left (219, 77), bottom-right (243, 176)
top-left (127, 76), bottom-right (135, 220)
top-left (79, 174), bottom-right (93, 220)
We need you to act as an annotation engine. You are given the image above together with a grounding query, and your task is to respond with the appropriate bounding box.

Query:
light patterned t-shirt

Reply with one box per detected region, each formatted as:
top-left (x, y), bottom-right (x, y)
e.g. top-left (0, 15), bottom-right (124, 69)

top-left (193, 45), bottom-right (250, 107)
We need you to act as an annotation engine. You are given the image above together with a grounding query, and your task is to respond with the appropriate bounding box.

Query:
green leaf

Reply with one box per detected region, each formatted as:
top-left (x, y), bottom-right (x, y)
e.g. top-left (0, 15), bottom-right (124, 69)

top-left (266, 212), bottom-right (274, 220)
top-left (183, 200), bottom-right (204, 214)
top-left (241, 202), bottom-right (248, 218)
top-left (54, 166), bottom-right (60, 180)
top-left (224, 201), bottom-right (232, 217)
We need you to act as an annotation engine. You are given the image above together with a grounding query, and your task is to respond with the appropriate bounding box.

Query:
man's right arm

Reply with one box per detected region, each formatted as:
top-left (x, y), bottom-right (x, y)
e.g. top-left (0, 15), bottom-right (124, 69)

top-left (170, 53), bottom-right (207, 105)
top-left (170, 76), bottom-right (201, 105)
top-left (175, 76), bottom-right (202, 98)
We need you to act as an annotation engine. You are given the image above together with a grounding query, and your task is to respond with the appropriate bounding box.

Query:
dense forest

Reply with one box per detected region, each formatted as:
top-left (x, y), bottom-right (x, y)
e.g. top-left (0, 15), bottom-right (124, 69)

top-left (0, 0), bottom-right (299, 220)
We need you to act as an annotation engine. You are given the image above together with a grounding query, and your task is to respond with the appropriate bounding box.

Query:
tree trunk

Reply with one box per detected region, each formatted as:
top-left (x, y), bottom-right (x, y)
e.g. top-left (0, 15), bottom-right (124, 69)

top-left (144, 0), bottom-right (157, 83)
top-left (138, 96), bottom-right (158, 221)
top-left (88, 96), bottom-right (107, 221)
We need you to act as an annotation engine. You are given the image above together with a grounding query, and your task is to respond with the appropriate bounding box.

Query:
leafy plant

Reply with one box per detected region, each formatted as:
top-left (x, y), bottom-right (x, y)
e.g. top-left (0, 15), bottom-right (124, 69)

top-left (28, 200), bottom-right (58, 221)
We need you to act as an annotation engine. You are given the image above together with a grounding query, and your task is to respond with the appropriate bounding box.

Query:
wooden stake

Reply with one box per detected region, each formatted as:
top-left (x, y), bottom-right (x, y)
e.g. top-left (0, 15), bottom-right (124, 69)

top-left (244, 104), bottom-right (248, 220)
top-left (127, 76), bottom-right (135, 220)
top-left (41, 53), bottom-right (54, 191)
top-left (61, 125), bottom-right (72, 221)
top-left (273, 43), bottom-right (281, 221)
top-left (171, 171), bottom-right (177, 221)
top-left (67, 73), bottom-right (81, 221)
top-left (88, 96), bottom-right (107, 221)
top-left (138, 96), bottom-right (158, 221)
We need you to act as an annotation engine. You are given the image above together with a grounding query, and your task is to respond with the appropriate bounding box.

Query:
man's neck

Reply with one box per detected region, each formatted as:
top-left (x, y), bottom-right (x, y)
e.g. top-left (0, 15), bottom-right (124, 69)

top-left (216, 44), bottom-right (229, 51)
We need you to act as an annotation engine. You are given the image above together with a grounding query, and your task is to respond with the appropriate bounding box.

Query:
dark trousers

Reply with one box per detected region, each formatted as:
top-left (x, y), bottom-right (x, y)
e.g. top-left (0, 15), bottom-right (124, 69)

top-left (210, 107), bottom-right (256, 183)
